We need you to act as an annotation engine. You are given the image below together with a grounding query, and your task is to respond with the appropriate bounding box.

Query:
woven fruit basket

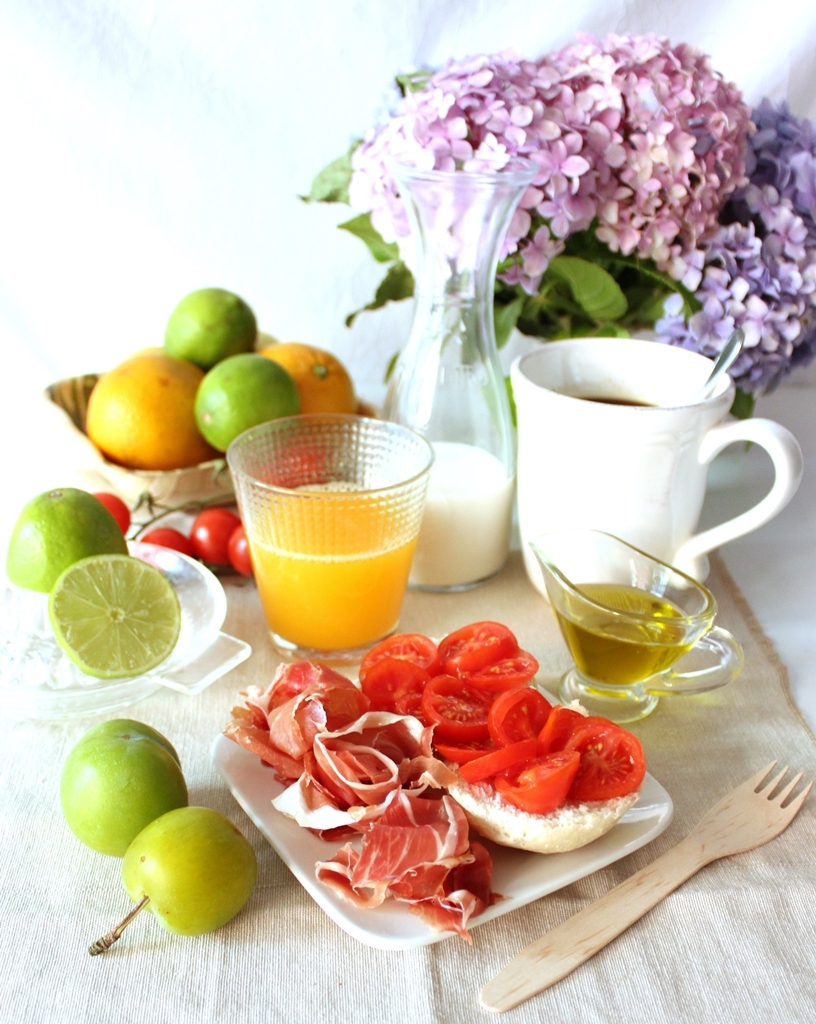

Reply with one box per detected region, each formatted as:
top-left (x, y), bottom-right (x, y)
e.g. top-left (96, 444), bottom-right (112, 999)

top-left (45, 374), bottom-right (233, 507)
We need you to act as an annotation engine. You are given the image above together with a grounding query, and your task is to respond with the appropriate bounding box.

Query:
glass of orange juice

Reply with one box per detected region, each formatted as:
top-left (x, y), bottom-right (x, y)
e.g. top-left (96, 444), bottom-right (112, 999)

top-left (227, 414), bottom-right (433, 661)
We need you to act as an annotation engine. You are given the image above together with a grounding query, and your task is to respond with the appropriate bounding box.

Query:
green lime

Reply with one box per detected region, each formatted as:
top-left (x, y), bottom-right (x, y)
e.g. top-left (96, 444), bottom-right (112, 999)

top-left (6, 488), bottom-right (129, 593)
top-left (194, 352), bottom-right (300, 452)
top-left (164, 288), bottom-right (257, 370)
top-left (49, 555), bottom-right (182, 679)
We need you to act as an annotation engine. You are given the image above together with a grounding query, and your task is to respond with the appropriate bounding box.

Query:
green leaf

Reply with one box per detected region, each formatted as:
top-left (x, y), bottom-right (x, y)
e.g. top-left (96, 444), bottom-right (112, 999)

top-left (730, 387), bottom-right (756, 419)
top-left (505, 375), bottom-right (517, 428)
top-left (545, 256), bottom-right (628, 322)
top-left (494, 296), bottom-right (525, 349)
top-left (338, 213), bottom-right (400, 263)
top-left (395, 69), bottom-right (432, 95)
top-left (384, 351), bottom-right (400, 383)
top-left (345, 261), bottom-right (415, 327)
top-left (301, 141), bottom-right (360, 204)
top-left (585, 322), bottom-right (631, 337)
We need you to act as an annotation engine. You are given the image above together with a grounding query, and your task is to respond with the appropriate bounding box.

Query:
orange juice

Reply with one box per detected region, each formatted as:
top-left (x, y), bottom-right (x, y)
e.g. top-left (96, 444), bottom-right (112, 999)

top-left (251, 537), bottom-right (416, 650)
top-left (245, 480), bottom-right (422, 651)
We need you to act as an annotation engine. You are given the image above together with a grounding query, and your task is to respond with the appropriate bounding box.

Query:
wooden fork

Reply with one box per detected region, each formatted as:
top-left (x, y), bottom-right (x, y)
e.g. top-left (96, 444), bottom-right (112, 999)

top-left (481, 763), bottom-right (812, 1013)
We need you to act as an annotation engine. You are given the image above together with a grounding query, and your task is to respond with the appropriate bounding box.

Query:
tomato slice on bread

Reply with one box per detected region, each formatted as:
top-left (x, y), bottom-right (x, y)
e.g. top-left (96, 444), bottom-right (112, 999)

top-left (495, 751), bottom-right (582, 815)
top-left (359, 657), bottom-right (430, 713)
top-left (420, 675), bottom-right (493, 742)
top-left (536, 705), bottom-right (587, 753)
top-left (433, 737), bottom-right (497, 764)
top-left (458, 739), bottom-right (538, 784)
top-left (465, 651), bottom-right (539, 692)
top-left (564, 720), bottom-right (646, 801)
top-left (359, 633), bottom-right (440, 682)
top-left (488, 687), bottom-right (553, 747)
top-left (438, 621), bottom-right (518, 676)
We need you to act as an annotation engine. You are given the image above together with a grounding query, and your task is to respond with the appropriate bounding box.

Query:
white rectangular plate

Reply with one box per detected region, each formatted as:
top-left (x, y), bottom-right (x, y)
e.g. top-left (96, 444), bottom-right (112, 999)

top-left (212, 732), bottom-right (673, 950)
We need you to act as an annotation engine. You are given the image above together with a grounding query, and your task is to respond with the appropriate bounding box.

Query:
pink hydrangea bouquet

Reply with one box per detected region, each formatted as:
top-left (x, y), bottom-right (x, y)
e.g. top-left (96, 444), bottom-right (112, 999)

top-left (307, 34), bottom-right (816, 416)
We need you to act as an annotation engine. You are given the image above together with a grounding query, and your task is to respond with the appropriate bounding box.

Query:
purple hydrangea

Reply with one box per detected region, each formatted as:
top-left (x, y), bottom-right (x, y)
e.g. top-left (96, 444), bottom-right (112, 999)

top-left (656, 100), bottom-right (816, 394)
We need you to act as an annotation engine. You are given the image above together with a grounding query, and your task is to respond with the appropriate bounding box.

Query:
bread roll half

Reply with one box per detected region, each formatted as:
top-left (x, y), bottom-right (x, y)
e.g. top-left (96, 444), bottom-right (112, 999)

top-left (448, 777), bottom-right (640, 854)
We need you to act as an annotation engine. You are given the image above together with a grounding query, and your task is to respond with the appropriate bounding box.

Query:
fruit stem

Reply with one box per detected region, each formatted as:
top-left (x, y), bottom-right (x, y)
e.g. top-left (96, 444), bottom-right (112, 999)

top-left (88, 894), bottom-right (150, 955)
top-left (130, 488), bottom-right (235, 538)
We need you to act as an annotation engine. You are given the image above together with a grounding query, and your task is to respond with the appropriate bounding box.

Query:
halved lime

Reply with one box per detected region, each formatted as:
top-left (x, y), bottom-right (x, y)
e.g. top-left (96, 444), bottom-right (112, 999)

top-left (48, 555), bottom-right (182, 679)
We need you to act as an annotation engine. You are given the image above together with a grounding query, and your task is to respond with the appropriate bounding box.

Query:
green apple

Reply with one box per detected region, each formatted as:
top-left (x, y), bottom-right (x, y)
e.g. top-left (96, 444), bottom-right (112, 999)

top-left (61, 719), bottom-right (188, 856)
top-left (121, 807), bottom-right (257, 935)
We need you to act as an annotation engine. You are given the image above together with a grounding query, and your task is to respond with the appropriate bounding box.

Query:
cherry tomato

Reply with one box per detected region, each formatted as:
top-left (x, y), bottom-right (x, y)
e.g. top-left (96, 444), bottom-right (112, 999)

top-left (465, 651), bottom-right (539, 692)
top-left (458, 738), bottom-right (538, 784)
top-left (394, 690), bottom-right (425, 718)
top-left (227, 525), bottom-right (252, 576)
top-left (438, 621), bottom-right (518, 676)
top-left (360, 657), bottom-right (430, 713)
top-left (536, 706), bottom-right (587, 754)
top-left (93, 492), bottom-right (130, 535)
top-left (564, 720), bottom-right (646, 801)
top-left (140, 527), bottom-right (195, 558)
top-left (495, 751), bottom-right (581, 815)
top-left (420, 675), bottom-right (493, 742)
top-left (487, 687), bottom-right (553, 747)
top-left (190, 507), bottom-right (242, 565)
top-left (432, 737), bottom-right (496, 764)
top-left (359, 633), bottom-right (440, 683)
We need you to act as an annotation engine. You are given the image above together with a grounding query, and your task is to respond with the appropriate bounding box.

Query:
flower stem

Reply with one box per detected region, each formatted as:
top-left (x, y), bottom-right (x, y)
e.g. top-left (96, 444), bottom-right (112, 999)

top-left (88, 894), bottom-right (150, 955)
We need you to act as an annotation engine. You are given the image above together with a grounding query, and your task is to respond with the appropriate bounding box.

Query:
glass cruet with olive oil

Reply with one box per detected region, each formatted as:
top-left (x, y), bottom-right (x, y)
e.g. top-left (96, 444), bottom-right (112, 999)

top-left (530, 530), bottom-right (744, 723)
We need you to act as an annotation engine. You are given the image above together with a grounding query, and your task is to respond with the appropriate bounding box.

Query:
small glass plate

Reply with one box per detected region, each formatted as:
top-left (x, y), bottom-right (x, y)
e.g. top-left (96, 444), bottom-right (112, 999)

top-left (0, 542), bottom-right (251, 720)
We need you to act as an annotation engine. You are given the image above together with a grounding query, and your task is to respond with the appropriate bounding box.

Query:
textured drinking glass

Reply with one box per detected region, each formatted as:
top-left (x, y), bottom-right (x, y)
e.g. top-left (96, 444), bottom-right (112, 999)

top-left (530, 529), bottom-right (744, 723)
top-left (227, 415), bottom-right (433, 661)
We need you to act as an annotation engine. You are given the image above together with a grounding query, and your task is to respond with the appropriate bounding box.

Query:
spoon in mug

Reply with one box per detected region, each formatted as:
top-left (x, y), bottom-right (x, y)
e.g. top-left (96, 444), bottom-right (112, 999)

top-left (691, 328), bottom-right (744, 403)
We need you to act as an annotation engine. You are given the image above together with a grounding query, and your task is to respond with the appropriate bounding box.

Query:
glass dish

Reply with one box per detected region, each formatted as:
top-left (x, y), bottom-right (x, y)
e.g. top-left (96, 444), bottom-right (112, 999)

top-left (0, 542), bottom-right (251, 720)
top-left (211, 729), bottom-right (673, 950)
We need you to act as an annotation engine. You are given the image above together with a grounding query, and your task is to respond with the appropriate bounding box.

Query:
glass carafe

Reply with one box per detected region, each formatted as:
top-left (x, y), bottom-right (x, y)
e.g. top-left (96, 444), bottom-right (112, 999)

top-left (383, 162), bottom-right (536, 590)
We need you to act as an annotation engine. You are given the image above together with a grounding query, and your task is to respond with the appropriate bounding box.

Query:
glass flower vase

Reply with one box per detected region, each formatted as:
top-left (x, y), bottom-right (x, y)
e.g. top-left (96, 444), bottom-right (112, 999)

top-left (383, 162), bottom-right (536, 590)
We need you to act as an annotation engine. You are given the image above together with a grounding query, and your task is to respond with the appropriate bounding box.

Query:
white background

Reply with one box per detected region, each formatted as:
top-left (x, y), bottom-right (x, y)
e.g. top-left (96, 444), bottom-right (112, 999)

top-left (2, 0), bottom-right (816, 397)
top-left (1, 1), bottom-right (815, 729)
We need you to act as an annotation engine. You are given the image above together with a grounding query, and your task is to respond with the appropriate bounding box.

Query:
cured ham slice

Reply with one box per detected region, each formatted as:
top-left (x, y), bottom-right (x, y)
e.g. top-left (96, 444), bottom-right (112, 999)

top-left (315, 791), bottom-right (489, 941)
top-left (312, 712), bottom-right (436, 808)
top-left (225, 659), bottom-right (498, 940)
top-left (225, 662), bottom-right (369, 784)
top-left (271, 712), bottom-right (456, 832)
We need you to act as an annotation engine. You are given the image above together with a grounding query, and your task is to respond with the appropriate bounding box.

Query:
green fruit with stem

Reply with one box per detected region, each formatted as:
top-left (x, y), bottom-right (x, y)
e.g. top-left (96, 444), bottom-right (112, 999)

top-left (61, 720), bottom-right (188, 856)
top-left (88, 807), bottom-right (256, 951)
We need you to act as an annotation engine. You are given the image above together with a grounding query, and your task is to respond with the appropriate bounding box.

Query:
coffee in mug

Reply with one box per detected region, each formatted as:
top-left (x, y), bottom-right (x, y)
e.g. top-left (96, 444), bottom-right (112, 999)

top-left (511, 337), bottom-right (803, 594)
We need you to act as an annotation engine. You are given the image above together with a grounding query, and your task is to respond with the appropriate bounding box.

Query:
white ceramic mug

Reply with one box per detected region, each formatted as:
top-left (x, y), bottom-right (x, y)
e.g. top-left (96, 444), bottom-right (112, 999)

top-left (512, 337), bottom-right (803, 594)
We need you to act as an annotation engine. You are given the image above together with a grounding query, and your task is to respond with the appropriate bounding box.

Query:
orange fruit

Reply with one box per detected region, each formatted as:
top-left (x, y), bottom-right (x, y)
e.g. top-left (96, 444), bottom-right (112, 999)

top-left (86, 351), bottom-right (219, 471)
top-left (257, 342), bottom-right (356, 414)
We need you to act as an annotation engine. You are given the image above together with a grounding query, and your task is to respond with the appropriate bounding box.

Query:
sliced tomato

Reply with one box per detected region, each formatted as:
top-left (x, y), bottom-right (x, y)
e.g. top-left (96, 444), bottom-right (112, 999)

top-left (394, 689), bottom-right (425, 719)
top-left (465, 650), bottom-right (540, 692)
top-left (438, 621), bottom-right (518, 676)
top-left (495, 751), bottom-right (581, 815)
top-left (487, 687), bottom-right (553, 747)
top-left (359, 656), bottom-right (430, 713)
top-left (420, 675), bottom-right (493, 742)
top-left (458, 738), bottom-right (538, 784)
top-left (564, 720), bottom-right (646, 801)
top-left (432, 737), bottom-right (496, 764)
top-left (359, 633), bottom-right (440, 683)
top-left (537, 705), bottom-right (588, 754)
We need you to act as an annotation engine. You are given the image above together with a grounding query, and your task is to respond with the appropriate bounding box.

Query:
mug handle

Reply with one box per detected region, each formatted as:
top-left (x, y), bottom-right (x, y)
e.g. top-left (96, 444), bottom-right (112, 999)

top-left (674, 417), bottom-right (803, 566)
top-left (645, 626), bottom-right (744, 695)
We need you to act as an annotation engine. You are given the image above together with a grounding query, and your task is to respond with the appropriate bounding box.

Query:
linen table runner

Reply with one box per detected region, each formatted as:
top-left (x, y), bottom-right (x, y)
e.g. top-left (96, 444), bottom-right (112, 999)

top-left (1, 552), bottom-right (814, 1024)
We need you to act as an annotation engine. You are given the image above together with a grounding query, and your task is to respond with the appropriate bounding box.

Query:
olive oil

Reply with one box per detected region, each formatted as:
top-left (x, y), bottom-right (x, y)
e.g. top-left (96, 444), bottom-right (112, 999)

top-left (554, 583), bottom-right (694, 685)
